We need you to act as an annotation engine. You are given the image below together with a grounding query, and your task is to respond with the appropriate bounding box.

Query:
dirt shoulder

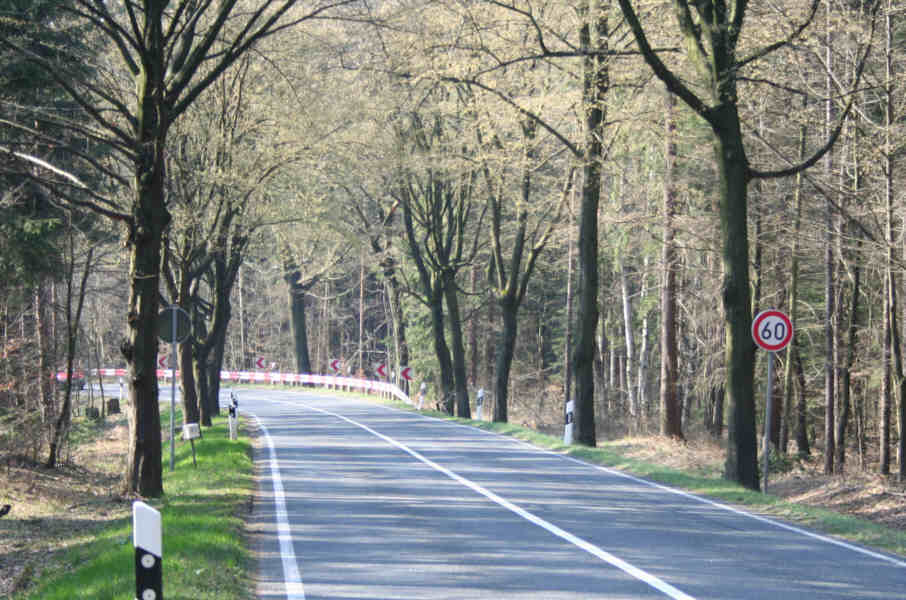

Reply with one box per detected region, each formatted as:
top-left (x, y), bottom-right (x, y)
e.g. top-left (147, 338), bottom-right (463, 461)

top-left (610, 434), bottom-right (906, 533)
top-left (0, 418), bottom-right (132, 597)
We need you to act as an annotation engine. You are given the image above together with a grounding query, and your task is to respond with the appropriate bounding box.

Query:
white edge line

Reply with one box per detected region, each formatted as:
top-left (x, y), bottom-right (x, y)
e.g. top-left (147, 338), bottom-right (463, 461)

top-left (386, 405), bottom-right (906, 570)
top-left (303, 402), bottom-right (696, 600)
top-left (250, 412), bottom-right (306, 600)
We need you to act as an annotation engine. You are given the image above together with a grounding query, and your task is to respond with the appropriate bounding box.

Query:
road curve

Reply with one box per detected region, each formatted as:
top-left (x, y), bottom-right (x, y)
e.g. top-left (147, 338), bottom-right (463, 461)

top-left (240, 389), bottom-right (906, 600)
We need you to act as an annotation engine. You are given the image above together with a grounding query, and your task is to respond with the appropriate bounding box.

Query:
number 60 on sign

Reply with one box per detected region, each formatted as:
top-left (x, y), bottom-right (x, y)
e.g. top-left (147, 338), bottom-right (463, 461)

top-left (752, 309), bottom-right (793, 352)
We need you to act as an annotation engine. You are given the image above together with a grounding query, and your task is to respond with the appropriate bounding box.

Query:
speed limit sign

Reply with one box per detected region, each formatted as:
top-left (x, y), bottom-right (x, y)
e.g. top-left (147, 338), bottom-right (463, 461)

top-left (752, 309), bottom-right (793, 352)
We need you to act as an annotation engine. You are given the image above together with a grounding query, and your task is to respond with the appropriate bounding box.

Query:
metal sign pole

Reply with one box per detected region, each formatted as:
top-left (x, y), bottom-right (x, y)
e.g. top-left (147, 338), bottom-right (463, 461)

top-left (762, 351), bottom-right (775, 493)
top-left (170, 306), bottom-right (177, 472)
top-left (752, 309), bottom-right (792, 494)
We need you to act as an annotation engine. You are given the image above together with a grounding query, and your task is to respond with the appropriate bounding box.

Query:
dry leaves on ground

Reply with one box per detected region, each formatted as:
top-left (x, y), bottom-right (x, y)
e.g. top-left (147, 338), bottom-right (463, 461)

top-left (0, 420), bottom-right (132, 598)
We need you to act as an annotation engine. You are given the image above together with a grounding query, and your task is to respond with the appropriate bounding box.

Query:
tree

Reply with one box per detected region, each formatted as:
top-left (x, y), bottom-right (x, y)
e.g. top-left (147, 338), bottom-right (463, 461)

top-left (1, 0), bottom-right (360, 497)
top-left (572, 0), bottom-right (610, 446)
top-left (395, 105), bottom-right (484, 417)
top-left (660, 86), bottom-right (682, 440)
top-left (617, 0), bottom-right (873, 488)
top-left (46, 213), bottom-right (105, 467)
top-left (479, 118), bottom-right (571, 423)
top-left (0, 0), bottom-right (96, 467)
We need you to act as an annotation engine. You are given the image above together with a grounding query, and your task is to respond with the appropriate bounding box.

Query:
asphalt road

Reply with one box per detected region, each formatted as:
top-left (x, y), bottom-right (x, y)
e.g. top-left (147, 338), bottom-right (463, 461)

top-left (240, 389), bottom-right (906, 600)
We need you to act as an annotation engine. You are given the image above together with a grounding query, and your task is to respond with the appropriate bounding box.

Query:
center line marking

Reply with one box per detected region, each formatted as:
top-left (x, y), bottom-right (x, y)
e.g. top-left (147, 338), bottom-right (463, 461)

top-left (302, 402), bottom-right (697, 600)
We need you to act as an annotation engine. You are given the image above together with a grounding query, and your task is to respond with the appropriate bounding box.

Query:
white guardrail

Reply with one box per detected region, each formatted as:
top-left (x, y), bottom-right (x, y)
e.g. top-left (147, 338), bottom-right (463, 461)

top-left (90, 368), bottom-right (412, 406)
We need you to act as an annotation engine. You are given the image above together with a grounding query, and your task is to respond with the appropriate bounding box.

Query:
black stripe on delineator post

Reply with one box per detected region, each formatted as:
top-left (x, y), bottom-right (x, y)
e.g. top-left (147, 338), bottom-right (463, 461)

top-left (133, 501), bottom-right (162, 600)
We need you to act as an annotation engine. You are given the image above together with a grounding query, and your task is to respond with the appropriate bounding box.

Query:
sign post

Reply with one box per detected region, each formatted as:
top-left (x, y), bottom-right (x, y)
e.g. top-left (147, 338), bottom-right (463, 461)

top-left (157, 305), bottom-right (191, 472)
top-left (752, 309), bottom-right (793, 493)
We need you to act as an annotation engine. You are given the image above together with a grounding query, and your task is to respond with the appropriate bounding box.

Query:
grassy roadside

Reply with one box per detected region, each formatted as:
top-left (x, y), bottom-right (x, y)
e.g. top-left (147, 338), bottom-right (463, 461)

top-left (381, 399), bottom-right (906, 560)
top-left (14, 414), bottom-right (254, 600)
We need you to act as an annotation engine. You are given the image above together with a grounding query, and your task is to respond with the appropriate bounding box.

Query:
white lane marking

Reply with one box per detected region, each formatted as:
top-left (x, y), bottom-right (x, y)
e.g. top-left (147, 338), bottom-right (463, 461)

top-left (394, 406), bottom-right (906, 569)
top-left (301, 402), bottom-right (696, 600)
top-left (572, 457), bottom-right (906, 569)
top-left (252, 413), bottom-right (306, 600)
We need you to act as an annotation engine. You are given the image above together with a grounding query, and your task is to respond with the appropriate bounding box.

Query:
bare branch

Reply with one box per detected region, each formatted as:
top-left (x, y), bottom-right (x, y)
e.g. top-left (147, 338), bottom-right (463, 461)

top-left (735, 0), bottom-right (821, 71)
top-left (616, 0), bottom-right (712, 122)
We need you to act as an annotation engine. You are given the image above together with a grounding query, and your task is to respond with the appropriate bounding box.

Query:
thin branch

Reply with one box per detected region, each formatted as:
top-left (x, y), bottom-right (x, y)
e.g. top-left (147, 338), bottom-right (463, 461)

top-left (616, 0), bottom-right (712, 122)
top-left (735, 0), bottom-right (821, 71)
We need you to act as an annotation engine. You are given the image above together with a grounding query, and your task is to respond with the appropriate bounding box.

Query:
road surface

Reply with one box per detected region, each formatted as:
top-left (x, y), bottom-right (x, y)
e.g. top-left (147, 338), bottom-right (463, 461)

top-left (240, 389), bottom-right (906, 600)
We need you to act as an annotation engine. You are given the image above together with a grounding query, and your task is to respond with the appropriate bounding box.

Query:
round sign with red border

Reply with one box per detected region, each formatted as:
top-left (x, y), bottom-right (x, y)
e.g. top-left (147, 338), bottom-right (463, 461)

top-left (752, 309), bottom-right (793, 352)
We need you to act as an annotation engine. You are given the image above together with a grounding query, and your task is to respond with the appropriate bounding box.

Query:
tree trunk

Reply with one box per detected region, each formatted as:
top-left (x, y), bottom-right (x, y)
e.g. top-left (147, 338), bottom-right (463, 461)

top-left (287, 274), bottom-right (313, 374)
top-left (619, 258), bottom-right (636, 424)
top-left (564, 195), bottom-right (575, 411)
top-left (429, 283), bottom-right (456, 414)
top-left (572, 0), bottom-right (608, 447)
top-left (660, 86), bottom-right (682, 439)
top-left (494, 300), bottom-right (518, 422)
top-left (207, 330), bottom-right (227, 421)
top-left (238, 266), bottom-right (248, 369)
top-left (35, 285), bottom-right (53, 427)
top-left (469, 265), bottom-right (479, 388)
top-left (713, 108), bottom-right (758, 491)
top-left (384, 259), bottom-right (410, 393)
top-left (794, 346), bottom-right (811, 457)
top-left (205, 264), bottom-right (235, 422)
top-left (835, 245), bottom-right (860, 470)
top-left (122, 186), bottom-right (168, 497)
top-left (881, 179), bottom-right (895, 475)
top-left (782, 109), bottom-right (807, 455)
top-left (637, 305), bottom-right (650, 423)
top-left (485, 283), bottom-right (497, 409)
top-left (178, 337), bottom-right (199, 425)
top-left (48, 232), bottom-right (95, 467)
top-left (119, 3), bottom-right (172, 497)
top-left (882, 3), bottom-right (902, 480)
top-left (357, 255), bottom-right (365, 375)
top-left (443, 272), bottom-right (471, 418)
top-left (823, 189), bottom-right (837, 476)
top-left (193, 342), bottom-right (210, 426)
top-left (594, 318), bottom-right (608, 416)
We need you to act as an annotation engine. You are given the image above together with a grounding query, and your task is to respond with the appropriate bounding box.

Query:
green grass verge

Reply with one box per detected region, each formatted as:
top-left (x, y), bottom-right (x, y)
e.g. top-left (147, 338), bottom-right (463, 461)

top-left (384, 399), bottom-right (906, 560)
top-left (17, 414), bottom-right (254, 600)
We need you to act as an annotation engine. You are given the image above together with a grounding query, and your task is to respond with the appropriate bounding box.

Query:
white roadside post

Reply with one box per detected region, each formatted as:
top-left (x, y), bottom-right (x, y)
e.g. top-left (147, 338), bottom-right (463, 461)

top-left (751, 309), bottom-right (793, 494)
top-left (228, 391), bottom-right (239, 441)
top-left (476, 388), bottom-right (485, 420)
top-left (133, 501), bottom-right (162, 600)
top-left (564, 400), bottom-right (575, 445)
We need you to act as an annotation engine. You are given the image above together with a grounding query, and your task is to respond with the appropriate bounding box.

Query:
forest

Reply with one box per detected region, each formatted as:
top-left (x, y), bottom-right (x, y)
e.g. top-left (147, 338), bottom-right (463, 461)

top-left (0, 0), bottom-right (903, 497)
